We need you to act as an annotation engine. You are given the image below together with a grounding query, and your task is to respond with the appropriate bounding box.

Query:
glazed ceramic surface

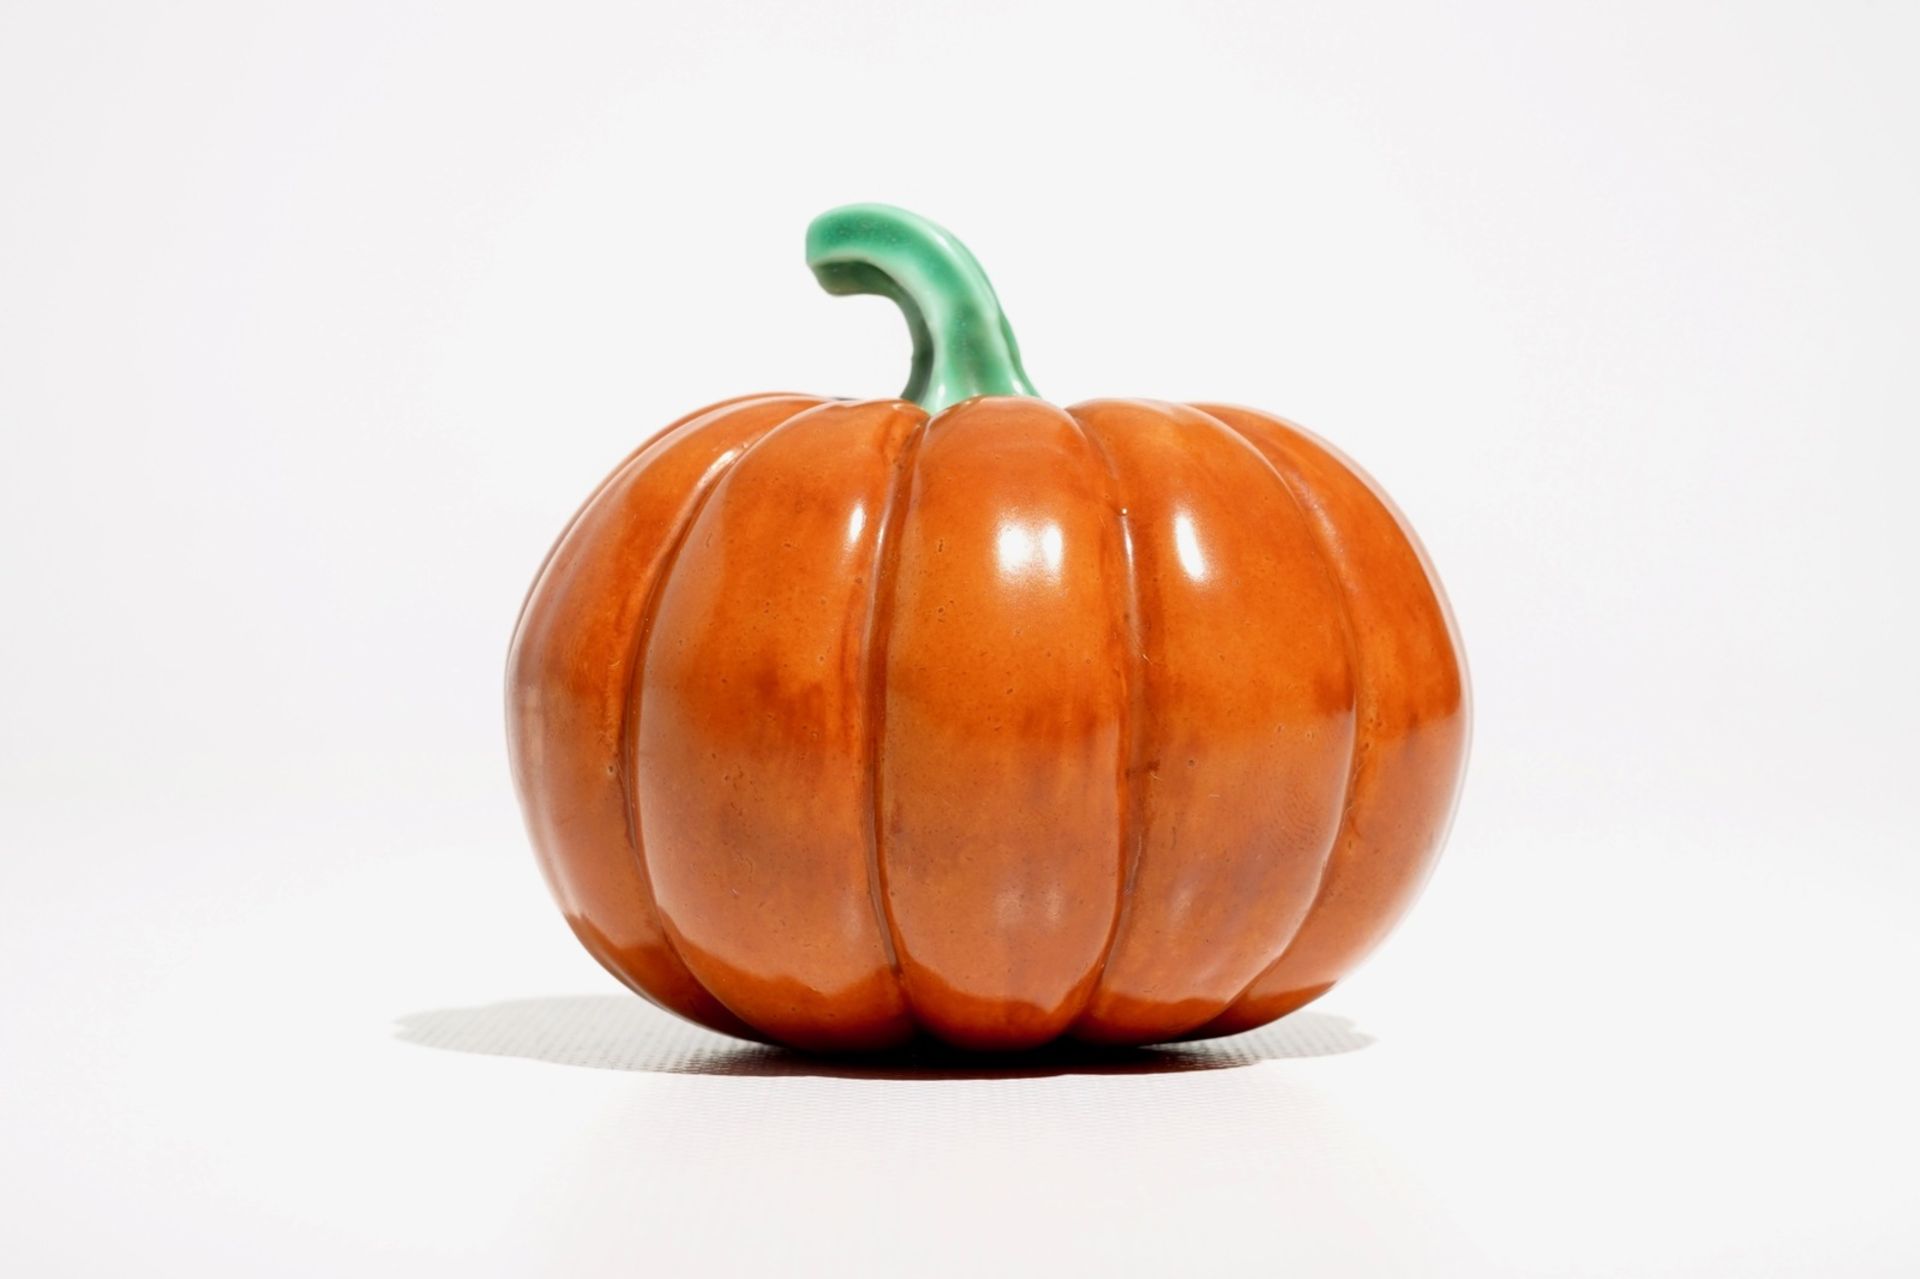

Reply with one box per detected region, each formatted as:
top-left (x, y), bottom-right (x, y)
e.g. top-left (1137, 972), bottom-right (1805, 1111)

top-left (507, 206), bottom-right (1468, 1052)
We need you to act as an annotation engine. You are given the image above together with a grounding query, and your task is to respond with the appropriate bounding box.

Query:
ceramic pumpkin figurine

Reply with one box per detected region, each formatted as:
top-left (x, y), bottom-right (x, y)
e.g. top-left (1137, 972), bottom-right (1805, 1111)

top-left (507, 205), bottom-right (1468, 1053)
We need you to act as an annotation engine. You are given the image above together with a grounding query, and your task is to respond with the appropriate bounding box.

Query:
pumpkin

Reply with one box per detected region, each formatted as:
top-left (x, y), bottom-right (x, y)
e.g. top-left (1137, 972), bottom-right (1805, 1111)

top-left (507, 205), bottom-right (1468, 1053)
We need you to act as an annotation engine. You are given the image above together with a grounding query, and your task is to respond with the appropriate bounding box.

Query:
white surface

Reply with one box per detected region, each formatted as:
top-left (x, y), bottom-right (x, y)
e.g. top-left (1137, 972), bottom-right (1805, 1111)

top-left (3, 2), bottom-right (1917, 1274)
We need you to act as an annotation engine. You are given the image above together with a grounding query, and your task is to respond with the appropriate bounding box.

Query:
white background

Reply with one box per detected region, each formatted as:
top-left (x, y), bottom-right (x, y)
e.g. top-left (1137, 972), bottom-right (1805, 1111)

top-left (4, 1), bottom-right (1917, 1274)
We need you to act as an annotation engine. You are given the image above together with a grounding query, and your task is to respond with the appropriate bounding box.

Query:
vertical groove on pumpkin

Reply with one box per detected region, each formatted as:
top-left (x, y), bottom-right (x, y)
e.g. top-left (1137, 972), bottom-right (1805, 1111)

top-left (1188, 406), bottom-right (1367, 1028)
top-left (857, 412), bottom-right (929, 1030)
top-left (1061, 407), bottom-right (1150, 1037)
top-left (614, 402), bottom-right (817, 1038)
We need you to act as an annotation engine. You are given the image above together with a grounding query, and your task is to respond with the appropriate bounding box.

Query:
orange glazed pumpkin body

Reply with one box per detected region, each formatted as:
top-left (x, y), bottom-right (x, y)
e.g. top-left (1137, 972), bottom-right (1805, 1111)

top-left (506, 209), bottom-right (1467, 1052)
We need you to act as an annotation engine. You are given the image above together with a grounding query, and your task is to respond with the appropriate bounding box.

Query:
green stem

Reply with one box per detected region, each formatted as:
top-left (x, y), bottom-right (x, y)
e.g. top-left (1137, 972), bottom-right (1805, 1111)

top-left (806, 204), bottom-right (1039, 415)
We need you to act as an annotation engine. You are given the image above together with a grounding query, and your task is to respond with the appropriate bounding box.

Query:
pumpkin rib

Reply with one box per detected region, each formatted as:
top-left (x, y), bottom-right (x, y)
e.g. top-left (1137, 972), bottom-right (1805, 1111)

top-left (1198, 410), bottom-right (1466, 1037)
top-left (1183, 404), bottom-right (1368, 1024)
top-left (871, 398), bottom-right (1130, 1048)
top-left (856, 410), bottom-right (929, 1033)
top-left (510, 396), bottom-right (824, 1042)
top-left (1059, 403), bottom-right (1149, 1037)
top-left (615, 400), bottom-right (825, 1039)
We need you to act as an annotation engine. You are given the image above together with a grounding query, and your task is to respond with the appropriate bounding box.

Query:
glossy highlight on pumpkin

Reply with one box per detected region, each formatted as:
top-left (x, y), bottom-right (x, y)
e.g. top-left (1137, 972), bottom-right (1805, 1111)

top-left (507, 207), bottom-right (1468, 1053)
